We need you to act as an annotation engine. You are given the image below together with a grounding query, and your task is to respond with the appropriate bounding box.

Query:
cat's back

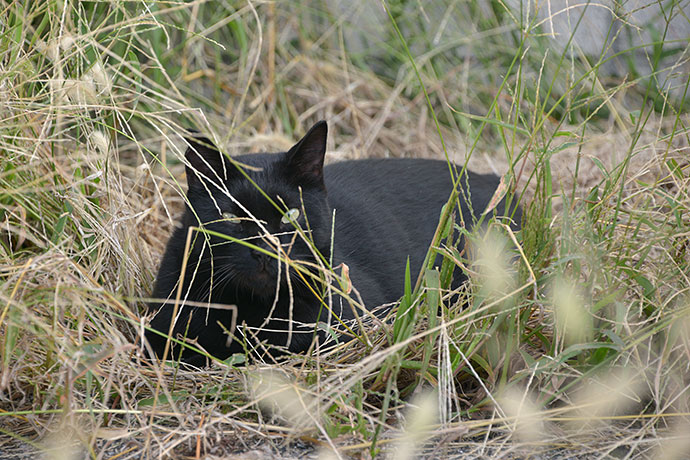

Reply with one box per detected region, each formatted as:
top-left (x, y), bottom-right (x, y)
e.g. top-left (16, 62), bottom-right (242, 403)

top-left (324, 157), bottom-right (500, 213)
top-left (321, 158), bottom-right (505, 305)
top-left (325, 157), bottom-right (453, 185)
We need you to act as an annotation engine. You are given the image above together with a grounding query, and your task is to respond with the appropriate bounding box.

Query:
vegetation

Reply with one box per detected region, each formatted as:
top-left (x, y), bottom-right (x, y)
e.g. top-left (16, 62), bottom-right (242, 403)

top-left (0, 0), bottom-right (688, 458)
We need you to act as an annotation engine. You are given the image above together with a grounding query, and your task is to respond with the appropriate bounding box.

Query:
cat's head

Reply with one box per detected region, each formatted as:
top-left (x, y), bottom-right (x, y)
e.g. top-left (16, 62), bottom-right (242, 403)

top-left (182, 121), bottom-right (332, 298)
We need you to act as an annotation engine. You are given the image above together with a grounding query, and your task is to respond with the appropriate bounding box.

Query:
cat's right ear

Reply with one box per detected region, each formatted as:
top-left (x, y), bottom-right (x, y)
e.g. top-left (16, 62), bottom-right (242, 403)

top-left (184, 133), bottom-right (227, 189)
top-left (285, 120), bottom-right (328, 188)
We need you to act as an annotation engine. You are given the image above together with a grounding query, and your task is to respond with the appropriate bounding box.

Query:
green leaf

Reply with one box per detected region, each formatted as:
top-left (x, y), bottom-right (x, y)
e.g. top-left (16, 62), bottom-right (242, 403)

top-left (450, 110), bottom-right (530, 136)
top-left (629, 110), bottom-right (641, 124)
top-left (424, 268), bottom-right (440, 323)
top-left (393, 258), bottom-right (415, 342)
top-left (138, 391), bottom-right (190, 407)
top-left (545, 141), bottom-right (578, 155)
top-left (518, 349), bottom-right (536, 368)
top-left (586, 185), bottom-right (599, 216)
top-left (633, 274), bottom-right (655, 299)
top-left (223, 353), bottom-right (246, 366)
top-left (601, 329), bottom-right (625, 349)
top-left (590, 156), bottom-right (609, 178)
top-left (591, 289), bottom-right (622, 313)
top-left (439, 203), bottom-right (453, 239)
top-left (554, 130), bottom-right (577, 137)
top-left (666, 159), bottom-right (682, 180)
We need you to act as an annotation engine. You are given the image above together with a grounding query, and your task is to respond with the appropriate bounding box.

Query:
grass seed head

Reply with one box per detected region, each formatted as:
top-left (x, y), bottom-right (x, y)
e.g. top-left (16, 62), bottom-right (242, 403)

top-left (474, 228), bottom-right (517, 301)
top-left (249, 369), bottom-right (317, 429)
top-left (652, 419), bottom-right (690, 460)
top-left (87, 61), bottom-right (112, 95)
top-left (551, 276), bottom-right (593, 347)
top-left (65, 78), bottom-right (98, 106)
top-left (89, 130), bottom-right (110, 158)
top-left (567, 368), bottom-right (645, 430)
top-left (499, 387), bottom-right (545, 444)
top-left (393, 390), bottom-right (438, 460)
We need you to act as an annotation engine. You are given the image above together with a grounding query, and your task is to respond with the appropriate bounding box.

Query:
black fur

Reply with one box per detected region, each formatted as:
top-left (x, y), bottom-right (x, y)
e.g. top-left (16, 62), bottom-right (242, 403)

top-left (145, 121), bottom-right (520, 364)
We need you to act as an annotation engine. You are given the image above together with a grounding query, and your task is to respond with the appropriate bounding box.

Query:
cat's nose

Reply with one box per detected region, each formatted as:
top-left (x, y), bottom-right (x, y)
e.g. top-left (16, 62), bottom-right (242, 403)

top-left (250, 248), bottom-right (271, 265)
top-left (250, 237), bottom-right (278, 267)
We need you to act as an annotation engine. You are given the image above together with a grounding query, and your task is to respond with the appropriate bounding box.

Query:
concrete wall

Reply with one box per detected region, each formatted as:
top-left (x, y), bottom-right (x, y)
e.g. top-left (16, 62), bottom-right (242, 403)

top-left (323, 0), bottom-right (690, 95)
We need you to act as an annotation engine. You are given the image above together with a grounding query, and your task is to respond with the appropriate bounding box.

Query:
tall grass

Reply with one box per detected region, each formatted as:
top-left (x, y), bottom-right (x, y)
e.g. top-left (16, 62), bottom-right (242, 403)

top-left (1, 0), bottom-right (689, 458)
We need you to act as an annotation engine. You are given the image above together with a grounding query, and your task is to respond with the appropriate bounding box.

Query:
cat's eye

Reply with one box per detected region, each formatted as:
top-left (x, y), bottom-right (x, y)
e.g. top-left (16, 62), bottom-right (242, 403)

top-left (281, 208), bottom-right (300, 225)
top-left (221, 211), bottom-right (239, 223)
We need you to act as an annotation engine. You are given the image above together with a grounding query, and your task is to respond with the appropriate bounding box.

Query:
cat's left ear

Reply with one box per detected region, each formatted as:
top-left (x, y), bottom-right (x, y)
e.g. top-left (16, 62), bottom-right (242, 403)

top-left (184, 132), bottom-right (228, 190)
top-left (285, 120), bottom-right (327, 188)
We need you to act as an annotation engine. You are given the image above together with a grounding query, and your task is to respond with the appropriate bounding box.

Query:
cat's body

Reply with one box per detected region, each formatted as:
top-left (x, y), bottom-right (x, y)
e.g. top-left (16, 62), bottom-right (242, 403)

top-left (146, 121), bottom-right (519, 364)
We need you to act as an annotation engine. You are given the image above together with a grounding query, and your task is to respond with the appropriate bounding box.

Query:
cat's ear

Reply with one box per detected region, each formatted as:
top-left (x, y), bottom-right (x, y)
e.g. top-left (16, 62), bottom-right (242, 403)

top-left (285, 120), bottom-right (327, 187)
top-left (184, 132), bottom-right (228, 189)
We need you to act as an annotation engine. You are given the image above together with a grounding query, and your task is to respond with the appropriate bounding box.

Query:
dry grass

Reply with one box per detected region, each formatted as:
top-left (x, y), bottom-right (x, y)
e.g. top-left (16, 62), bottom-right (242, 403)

top-left (1, 1), bottom-right (689, 458)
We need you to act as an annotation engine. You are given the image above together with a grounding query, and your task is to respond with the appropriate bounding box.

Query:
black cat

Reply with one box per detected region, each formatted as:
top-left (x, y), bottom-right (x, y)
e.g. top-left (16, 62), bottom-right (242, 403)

top-left (145, 121), bottom-right (520, 364)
